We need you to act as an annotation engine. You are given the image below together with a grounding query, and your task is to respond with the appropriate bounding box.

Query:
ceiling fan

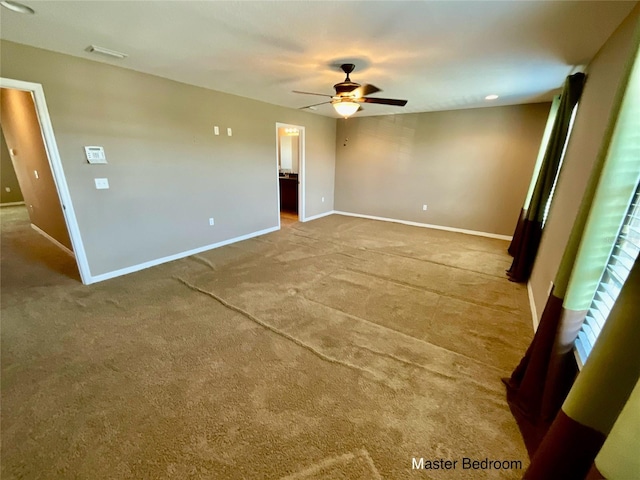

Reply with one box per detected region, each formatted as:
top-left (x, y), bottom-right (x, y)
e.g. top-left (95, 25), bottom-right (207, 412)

top-left (293, 63), bottom-right (408, 118)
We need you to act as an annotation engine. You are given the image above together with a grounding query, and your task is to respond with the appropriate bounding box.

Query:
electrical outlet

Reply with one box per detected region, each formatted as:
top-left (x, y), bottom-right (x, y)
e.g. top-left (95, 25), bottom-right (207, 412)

top-left (209, 217), bottom-right (215, 226)
top-left (422, 204), bottom-right (428, 211)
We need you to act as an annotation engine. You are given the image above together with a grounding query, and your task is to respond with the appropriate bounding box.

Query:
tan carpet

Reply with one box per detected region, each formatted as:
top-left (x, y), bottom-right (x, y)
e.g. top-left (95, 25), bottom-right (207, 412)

top-left (1, 206), bottom-right (532, 479)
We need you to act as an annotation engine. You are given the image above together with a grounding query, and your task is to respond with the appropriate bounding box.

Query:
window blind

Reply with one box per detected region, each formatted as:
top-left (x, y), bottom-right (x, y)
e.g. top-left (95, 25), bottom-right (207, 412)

top-left (575, 182), bottom-right (640, 367)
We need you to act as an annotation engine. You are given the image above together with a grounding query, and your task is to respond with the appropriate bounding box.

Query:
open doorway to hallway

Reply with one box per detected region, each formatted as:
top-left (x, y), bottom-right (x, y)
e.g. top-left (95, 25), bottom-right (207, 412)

top-left (276, 123), bottom-right (305, 227)
top-left (0, 86), bottom-right (79, 282)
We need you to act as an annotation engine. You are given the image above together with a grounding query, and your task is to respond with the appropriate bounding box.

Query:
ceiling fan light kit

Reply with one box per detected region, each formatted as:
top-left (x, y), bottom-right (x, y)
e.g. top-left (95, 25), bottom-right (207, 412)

top-left (333, 100), bottom-right (360, 118)
top-left (295, 63), bottom-right (407, 119)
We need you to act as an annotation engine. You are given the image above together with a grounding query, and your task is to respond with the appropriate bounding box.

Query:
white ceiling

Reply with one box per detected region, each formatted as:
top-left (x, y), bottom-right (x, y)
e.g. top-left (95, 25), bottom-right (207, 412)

top-left (0, 1), bottom-right (636, 117)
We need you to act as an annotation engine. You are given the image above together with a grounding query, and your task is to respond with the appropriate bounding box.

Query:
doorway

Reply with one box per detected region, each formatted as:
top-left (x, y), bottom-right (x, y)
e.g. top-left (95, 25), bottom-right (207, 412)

top-left (276, 123), bottom-right (305, 227)
top-left (0, 78), bottom-right (90, 284)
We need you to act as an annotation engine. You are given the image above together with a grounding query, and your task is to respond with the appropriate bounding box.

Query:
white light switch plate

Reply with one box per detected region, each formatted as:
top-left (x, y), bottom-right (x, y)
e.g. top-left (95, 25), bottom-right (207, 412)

top-left (95, 178), bottom-right (109, 189)
top-left (227, 128), bottom-right (232, 136)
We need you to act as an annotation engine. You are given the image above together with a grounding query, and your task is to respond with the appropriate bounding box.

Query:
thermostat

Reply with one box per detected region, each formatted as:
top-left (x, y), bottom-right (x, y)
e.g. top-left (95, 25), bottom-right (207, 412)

top-left (84, 146), bottom-right (107, 164)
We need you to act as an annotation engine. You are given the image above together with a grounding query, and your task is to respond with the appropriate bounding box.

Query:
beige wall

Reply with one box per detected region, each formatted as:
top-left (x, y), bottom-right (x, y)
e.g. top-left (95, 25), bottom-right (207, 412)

top-left (0, 128), bottom-right (23, 204)
top-left (529, 4), bottom-right (640, 319)
top-left (0, 88), bottom-right (71, 249)
top-left (0, 41), bottom-right (335, 278)
top-left (334, 103), bottom-right (550, 236)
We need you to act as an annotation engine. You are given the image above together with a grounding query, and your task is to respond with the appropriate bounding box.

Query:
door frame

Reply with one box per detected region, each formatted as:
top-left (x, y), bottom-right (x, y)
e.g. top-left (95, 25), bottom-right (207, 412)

top-left (275, 122), bottom-right (306, 226)
top-left (1, 77), bottom-right (91, 284)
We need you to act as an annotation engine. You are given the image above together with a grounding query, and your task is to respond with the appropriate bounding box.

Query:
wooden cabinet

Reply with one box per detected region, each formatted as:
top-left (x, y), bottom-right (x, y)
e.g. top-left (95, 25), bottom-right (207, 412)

top-left (279, 176), bottom-right (298, 213)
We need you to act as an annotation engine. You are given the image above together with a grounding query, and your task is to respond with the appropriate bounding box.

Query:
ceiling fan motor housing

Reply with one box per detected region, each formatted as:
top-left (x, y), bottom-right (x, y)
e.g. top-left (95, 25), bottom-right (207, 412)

top-left (334, 81), bottom-right (360, 96)
top-left (334, 63), bottom-right (359, 96)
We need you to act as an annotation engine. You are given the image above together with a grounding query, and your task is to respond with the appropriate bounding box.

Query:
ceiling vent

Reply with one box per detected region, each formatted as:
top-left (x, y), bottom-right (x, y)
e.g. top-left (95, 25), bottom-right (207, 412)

top-left (86, 45), bottom-right (128, 59)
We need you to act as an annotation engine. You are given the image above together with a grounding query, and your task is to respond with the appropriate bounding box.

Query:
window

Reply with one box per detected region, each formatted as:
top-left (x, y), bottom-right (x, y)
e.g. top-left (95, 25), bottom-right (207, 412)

top-left (542, 105), bottom-right (579, 227)
top-left (575, 182), bottom-right (640, 367)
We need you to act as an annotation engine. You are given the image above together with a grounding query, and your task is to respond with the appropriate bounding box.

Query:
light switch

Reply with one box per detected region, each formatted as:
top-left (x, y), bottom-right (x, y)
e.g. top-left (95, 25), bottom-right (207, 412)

top-left (34, 170), bottom-right (39, 179)
top-left (227, 128), bottom-right (232, 136)
top-left (214, 126), bottom-right (219, 135)
top-left (95, 178), bottom-right (109, 189)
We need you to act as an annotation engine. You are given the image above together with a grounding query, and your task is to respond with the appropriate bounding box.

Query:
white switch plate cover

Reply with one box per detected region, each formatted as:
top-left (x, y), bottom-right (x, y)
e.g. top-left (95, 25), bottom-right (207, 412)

top-left (214, 126), bottom-right (219, 135)
top-left (95, 178), bottom-right (109, 189)
top-left (227, 128), bottom-right (232, 136)
top-left (209, 218), bottom-right (215, 226)
top-left (34, 170), bottom-right (39, 179)
top-left (422, 204), bottom-right (428, 211)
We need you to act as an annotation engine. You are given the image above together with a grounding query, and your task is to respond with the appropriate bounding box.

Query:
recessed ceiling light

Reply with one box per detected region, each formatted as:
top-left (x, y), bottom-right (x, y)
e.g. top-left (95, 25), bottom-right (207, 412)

top-left (86, 45), bottom-right (128, 59)
top-left (485, 94), bottom-right (499, 100)
top-left (0, 0), bottom-right (35, 14)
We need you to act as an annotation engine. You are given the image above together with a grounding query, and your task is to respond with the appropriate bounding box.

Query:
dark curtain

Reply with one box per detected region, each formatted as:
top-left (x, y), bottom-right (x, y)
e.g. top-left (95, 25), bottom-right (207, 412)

top-left (507, 73), bottom-right (586, 283)
top-left (504, 28), bottom-right (640, 472)
top-left (508, 208), bottom-right (527, 256)
top-left (524, 255), bottom-right (640, 478)
top-left (502, 291), bottom-right (580, 455)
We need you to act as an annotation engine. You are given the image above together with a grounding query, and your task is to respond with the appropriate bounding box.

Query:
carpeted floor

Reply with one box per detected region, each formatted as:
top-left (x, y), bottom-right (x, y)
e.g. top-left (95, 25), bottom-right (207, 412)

top-left (1, 206), bottom-right (532, 479)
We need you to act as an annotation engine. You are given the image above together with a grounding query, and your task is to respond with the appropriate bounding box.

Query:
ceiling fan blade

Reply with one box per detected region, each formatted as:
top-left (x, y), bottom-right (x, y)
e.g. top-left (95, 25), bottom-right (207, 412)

top-left (360, 97), bottom-right (408, 106)
top-left (292, 90), bottom-right (333, 97)
top-left (299, 100), bottom-right (331, 109)
top-left (351, 84), bottom-right (381, 98)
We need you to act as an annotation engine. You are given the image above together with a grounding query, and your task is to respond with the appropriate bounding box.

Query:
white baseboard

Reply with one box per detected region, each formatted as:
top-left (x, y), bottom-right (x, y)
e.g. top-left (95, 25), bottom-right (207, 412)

top-left (31, 223), bottom-right (75, 257)
top-left (302, 210), bottom-right (336, 222)
top-left (88, 225), bottom-right (280, 284)
top-left (333, 211), bottom-right (513, 241)
top-left (1, 201), bottom-right (25, 207)
top-left (527, 281), bottom-right (539, 331)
